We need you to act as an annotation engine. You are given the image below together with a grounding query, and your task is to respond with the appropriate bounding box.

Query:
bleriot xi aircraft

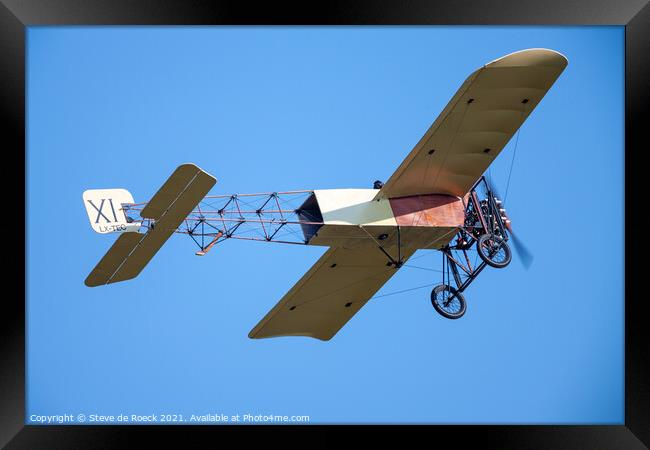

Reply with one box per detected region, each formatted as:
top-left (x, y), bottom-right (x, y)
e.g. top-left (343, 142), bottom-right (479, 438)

top-left (83, 48), bottom-right (567, 340)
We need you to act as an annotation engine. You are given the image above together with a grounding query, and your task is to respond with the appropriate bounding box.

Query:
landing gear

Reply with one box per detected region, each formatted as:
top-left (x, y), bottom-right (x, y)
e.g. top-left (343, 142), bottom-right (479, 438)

top-left (430, 245), bottom-right (478, 320)
top-left (428, 175), bottom-right (513, 320)
top-left (477, 233), bottom-right (511, 268)
top-left (431, 284), bottom-right (466, 319)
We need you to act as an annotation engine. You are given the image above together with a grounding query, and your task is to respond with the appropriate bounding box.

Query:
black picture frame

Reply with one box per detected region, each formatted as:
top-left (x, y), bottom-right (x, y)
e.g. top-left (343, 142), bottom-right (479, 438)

top-left (2, 1), bottom-right (647, 448)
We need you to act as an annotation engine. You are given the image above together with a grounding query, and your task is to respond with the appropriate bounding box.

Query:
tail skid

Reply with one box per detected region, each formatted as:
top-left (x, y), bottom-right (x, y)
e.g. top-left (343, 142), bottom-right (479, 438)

top-left (195, 231), bottom-right (223, 256)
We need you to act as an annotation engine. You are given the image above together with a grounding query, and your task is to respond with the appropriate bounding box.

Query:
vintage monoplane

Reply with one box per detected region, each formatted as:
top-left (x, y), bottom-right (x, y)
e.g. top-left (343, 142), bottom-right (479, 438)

top-left (83, 48), bottom-right (567, 340)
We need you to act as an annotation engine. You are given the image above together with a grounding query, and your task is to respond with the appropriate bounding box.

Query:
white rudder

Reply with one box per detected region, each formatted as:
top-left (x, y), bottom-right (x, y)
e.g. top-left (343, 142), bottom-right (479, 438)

top-left (82, 189), bottom-right (142, 234)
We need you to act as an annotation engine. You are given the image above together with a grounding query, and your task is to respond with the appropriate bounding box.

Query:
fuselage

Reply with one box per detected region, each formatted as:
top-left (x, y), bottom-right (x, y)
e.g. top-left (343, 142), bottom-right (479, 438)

top-left (298, 189), bottom-right (465, 250)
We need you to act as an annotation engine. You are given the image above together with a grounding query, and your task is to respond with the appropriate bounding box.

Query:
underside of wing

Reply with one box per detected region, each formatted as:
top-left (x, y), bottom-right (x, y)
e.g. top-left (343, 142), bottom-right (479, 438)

top-left (376, 48), bottom-right (568, 199)
top-left (248, 245), bottom-right (416, 341)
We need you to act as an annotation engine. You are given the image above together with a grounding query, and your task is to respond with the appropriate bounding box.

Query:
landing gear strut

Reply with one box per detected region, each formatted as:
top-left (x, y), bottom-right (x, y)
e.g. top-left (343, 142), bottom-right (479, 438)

top-left (429, 175), bottom-right (512, 320)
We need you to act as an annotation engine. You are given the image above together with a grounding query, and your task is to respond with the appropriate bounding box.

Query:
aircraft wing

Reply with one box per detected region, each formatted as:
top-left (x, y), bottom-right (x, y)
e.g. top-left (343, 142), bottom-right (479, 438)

top-left (249, 244), bottom-right (416, 341)
top-left (375, 48), bottom-right (568, 200)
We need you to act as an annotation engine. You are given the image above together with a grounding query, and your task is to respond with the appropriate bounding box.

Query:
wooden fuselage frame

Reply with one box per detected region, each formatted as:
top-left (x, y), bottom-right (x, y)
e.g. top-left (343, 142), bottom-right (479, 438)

top-left (305, 189), bottom-right (465, 251)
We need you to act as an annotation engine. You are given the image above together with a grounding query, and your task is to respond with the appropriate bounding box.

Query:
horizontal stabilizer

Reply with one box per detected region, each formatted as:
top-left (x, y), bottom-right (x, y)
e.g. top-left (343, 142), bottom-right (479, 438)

top-left (85, 163), bottom-right (216, 287)
top-left (141, 164), bottom-right (215, 220)
top-left (85, 232), bottom-right (144, 286)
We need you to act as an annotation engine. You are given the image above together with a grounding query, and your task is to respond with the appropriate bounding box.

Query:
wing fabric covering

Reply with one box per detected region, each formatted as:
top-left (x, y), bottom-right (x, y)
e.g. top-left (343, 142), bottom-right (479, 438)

top-left (376, 48), bottom-right (568, 199)
top-left (249, 245), bottom-right (416, 341)
top-left (85, 163), bottom-right (216, 287)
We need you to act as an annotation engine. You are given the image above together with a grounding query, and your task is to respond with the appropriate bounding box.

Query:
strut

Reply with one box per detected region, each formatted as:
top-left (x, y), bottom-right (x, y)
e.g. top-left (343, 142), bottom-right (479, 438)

top-left (126, 190), bottom-right (324, 253)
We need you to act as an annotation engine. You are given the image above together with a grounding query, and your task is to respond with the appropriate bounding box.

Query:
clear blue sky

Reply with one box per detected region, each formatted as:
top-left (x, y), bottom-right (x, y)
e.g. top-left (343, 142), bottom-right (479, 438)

top-left (27, 26), bottom-right (623, 424)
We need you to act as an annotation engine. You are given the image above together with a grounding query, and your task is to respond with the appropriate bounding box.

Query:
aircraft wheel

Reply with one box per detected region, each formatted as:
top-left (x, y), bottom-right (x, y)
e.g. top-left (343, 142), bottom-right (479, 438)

top-left (431, 284), bottom-right (466, 319)
top-left (477, 233), bottom-right (511, 268)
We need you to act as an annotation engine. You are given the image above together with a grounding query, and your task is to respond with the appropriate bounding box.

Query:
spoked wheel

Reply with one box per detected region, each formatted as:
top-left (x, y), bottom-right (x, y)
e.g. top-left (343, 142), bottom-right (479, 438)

top-left (430, 284), bottom-right (466, 319)
top-left (477, 233), bottom-right (512, 268)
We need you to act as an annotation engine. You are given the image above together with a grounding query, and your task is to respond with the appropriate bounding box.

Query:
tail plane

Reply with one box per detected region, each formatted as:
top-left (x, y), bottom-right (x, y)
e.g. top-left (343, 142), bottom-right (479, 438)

top-left (83, 163), bottom-right (216, 287)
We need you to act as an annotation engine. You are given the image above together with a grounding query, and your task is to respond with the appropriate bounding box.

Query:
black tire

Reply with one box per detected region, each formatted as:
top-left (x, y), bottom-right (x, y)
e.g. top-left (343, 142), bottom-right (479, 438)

top-left (477, 233), bottom-right (512, 268)
top-left (430, 284), bottom-right (466, 319)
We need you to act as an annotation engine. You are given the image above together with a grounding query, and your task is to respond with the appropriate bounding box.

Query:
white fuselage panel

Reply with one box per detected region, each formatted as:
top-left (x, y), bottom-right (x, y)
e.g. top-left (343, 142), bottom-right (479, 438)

top-left (313, 189), bottom-right (397, 227)
top-left (308, 189), bottom-right (462, 250)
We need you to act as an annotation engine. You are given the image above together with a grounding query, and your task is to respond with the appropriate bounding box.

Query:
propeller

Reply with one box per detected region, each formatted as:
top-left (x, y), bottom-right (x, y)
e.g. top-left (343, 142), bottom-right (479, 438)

top-left (505, 225), bottom-right (534, 269)
top-left (485, 177), bottom-right (534, 269)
